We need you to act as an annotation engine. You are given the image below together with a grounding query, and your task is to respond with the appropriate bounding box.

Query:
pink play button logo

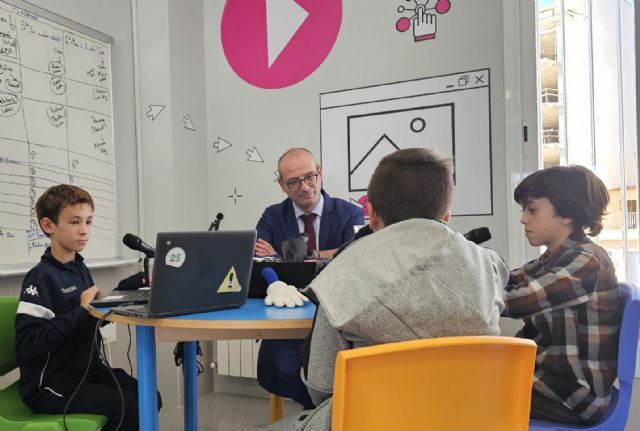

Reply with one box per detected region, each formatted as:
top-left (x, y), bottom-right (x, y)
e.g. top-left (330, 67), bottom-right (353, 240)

top-left (221, 0), bottom-right (342, 89)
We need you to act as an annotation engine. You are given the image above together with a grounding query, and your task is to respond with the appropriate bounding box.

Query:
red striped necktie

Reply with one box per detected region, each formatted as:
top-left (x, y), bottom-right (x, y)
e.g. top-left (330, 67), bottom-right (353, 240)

top-left (300, 213), bottom-right (318, 255)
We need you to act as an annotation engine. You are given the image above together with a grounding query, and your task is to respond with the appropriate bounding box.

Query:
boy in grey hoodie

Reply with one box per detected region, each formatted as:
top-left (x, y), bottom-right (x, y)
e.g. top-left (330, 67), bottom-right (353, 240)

top-left (268, 148), bottom-right (508, 431)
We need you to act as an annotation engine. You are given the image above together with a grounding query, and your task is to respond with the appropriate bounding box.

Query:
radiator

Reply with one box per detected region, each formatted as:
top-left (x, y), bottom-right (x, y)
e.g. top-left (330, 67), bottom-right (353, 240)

top-left (216, 339), bottom-right (260, 378)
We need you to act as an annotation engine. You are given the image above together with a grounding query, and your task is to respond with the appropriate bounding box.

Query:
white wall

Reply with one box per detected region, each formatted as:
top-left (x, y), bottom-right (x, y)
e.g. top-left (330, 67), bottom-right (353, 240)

top-left (136, 0), bottom-right (209, 239)
top-left (204, 0), bottom-right (521, 262)
top-left (134, 0), bottom-right (213, 405)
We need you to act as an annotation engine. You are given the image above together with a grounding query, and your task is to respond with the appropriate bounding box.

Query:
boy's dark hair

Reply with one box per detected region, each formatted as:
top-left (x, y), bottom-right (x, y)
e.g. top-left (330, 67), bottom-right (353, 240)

top-left (367, 148), bottom-right (453, 226)
top-left (36, 184), bottom-right (94, 233)
top-left (514, 165), bottom-right (609, 237)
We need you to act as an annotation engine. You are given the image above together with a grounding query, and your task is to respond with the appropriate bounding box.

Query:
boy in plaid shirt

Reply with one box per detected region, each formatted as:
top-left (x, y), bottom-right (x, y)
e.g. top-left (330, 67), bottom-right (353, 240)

top-left (503, 165), bottom-right (623, 424)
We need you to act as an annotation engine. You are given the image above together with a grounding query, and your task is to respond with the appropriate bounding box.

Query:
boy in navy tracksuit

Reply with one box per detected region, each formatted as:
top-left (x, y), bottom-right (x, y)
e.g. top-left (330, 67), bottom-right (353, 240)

top-left (15, 184), bottom-right (160, 431)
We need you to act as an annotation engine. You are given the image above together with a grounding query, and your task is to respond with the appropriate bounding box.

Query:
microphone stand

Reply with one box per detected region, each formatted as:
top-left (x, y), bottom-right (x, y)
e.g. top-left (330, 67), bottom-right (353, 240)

top-left (208, 219), bottom-right (221, 232)
top-left (143, 256), bottom-right (150, 287)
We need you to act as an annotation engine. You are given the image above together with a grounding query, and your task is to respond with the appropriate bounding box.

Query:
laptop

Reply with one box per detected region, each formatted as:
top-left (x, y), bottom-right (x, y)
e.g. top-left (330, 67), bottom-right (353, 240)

top-left (91, 288), bottom-right (150, 308)
top-left (110, 230), bottom-right (256, 318)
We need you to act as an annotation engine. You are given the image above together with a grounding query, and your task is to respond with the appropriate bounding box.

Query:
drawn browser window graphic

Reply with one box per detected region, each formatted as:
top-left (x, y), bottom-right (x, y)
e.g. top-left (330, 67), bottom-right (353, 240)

top-left (320, 69), bottom-right (492, 217)
top-left (347, 104), bottom-right (454, 192)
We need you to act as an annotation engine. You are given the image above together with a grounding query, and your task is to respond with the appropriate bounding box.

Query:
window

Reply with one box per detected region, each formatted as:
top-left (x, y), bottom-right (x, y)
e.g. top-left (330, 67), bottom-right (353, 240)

top-left (536, 0), bottom-right (638, 282)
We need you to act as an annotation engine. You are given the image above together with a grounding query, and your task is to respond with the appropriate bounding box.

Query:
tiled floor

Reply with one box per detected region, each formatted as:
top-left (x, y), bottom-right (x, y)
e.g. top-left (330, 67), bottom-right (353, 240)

top-left (156, 383), bottom-right (640, 430)
top-left (159, 393), bottom-right (302, 431)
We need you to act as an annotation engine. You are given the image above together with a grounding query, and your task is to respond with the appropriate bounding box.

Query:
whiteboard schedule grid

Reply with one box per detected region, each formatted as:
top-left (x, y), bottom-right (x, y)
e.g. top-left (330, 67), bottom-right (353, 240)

top-left (0, 0), bottom-right (117, 264)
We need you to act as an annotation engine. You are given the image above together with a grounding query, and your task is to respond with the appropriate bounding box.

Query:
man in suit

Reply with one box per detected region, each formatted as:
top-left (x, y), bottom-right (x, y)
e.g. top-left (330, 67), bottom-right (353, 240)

top-left (255, 148), bottom-right (363, 259)
top-left (255, 147), bottom-right (364, 408)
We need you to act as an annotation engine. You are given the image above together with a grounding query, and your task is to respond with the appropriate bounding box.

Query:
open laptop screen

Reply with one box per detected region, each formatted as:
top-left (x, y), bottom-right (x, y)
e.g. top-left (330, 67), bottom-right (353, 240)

top-left (144, 230), bottom-right (256, 317)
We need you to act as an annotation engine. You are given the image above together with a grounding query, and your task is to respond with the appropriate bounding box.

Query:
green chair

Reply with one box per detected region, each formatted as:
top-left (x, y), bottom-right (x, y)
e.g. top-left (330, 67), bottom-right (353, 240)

top-left (0, 296), bottom-right (107, 431)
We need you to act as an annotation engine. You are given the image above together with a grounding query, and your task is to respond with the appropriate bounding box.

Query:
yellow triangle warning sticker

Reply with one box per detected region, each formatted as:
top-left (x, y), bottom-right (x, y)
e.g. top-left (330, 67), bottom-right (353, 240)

top-left (217, 266), bottom-right (242, 293)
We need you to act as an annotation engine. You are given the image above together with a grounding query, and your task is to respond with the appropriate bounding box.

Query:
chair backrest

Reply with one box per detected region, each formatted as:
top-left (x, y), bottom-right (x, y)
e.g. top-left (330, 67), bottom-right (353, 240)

top-left (599, 282), bottom-right (640, 427)
top-left (529, 283), bottom-right (640, 431)
top-left (0, 297), bottom-right (19, 377)
top-left (332, 336), bottom-right (537, 431)
top-left (615, 283), bottom-right (639, 385)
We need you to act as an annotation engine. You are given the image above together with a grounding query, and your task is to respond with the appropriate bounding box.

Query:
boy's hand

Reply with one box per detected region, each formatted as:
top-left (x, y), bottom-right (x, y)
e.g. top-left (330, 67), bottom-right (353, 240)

top-left (80, 286), bottom-right (100, 309)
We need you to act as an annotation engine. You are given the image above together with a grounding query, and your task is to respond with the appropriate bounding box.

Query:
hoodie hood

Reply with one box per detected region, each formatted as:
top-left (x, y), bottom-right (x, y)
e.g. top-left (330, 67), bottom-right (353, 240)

top-left (310, 218), bottom-right (507, 344)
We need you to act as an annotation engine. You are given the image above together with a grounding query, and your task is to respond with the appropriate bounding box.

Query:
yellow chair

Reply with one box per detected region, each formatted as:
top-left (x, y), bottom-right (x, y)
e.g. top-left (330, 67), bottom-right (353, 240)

top-left (269, 393), bottom-right (284, 423)
top-left (332, 336), bottom-right (537, 431)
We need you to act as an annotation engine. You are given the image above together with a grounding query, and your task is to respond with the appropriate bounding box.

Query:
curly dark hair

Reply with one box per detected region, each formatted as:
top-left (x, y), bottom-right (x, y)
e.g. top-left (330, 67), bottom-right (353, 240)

top-left (514, 165), bottom-right (609, 237)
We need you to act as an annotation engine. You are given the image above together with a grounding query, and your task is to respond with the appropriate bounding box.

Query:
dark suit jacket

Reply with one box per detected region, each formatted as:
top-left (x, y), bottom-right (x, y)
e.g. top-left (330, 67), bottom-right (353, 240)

top-left (256, 190), bottom-right (364, 256)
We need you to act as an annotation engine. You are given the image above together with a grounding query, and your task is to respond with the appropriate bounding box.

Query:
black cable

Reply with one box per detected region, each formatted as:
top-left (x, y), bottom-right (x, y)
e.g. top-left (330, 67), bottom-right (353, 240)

top-left (173, 342), bottom-right (204, 376)
top-left (62, 312), bottom-right (101, 431)
top-left (63, 311), bottom-right (124, 431)
top-left (126, 324), bottom-right (133, 376)
top-left (100, 329), bottom-right (107, 362)
top-left (93, 312), bottom-right (125, 431)
top-left (173, 343), bottom-right (183, 371)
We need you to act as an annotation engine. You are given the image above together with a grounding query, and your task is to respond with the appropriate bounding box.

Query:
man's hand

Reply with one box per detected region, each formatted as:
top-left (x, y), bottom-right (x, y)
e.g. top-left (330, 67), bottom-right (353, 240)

top-left (255, 239), bottom-right (277, 257)
top-left (264, 281), bottom-right (309, 308)
top-left (80, 286), bottom-right (100, 310)
top-left (315, 249), bottom-right (337, 259)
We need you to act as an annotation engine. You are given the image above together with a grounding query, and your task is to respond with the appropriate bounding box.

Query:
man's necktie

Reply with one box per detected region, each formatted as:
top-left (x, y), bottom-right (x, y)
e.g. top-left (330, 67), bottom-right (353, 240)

top-left (300, 213), bottom-right (318, 255)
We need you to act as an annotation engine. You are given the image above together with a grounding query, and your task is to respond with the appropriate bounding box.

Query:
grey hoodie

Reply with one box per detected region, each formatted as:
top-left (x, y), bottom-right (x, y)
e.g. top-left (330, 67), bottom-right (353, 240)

top-left (268, 218), bottom-right (508, 431)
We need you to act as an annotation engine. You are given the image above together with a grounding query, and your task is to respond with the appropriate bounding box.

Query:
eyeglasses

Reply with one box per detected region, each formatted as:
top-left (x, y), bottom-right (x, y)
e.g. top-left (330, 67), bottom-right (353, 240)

top-left (285, 172), bottom-right (320, 190)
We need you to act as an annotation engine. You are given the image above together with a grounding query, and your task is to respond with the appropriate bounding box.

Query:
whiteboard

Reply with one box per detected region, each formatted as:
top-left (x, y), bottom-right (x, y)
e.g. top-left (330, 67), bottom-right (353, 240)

top-left (0, 0), bottom-right (116, 264)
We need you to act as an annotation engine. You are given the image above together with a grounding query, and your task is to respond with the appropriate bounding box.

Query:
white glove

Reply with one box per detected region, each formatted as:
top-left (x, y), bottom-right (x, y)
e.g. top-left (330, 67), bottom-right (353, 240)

top-left (264, 281), bottom-right (309, 308)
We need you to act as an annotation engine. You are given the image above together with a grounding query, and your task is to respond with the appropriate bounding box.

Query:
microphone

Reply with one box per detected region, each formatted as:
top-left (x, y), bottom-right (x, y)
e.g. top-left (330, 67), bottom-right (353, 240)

top-left (208, 213), bottom-right (224, 231)
top-left (261, 267), bottom-right (279, 284)
top-left (332, 224), bottom-right (374, 259)
top-left (298, 233), bottom-right (313, 258)
top-left (463, 227), bottom-right (491, 245)
top-left (123, 233), bottom-right (156, 258)
top-left (353, 224), bottom-right (373, 240)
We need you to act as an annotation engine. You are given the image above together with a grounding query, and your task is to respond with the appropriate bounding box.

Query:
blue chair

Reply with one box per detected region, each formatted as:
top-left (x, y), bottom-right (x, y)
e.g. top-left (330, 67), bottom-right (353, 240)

top-left (530, 282), bottom-right (640, 431)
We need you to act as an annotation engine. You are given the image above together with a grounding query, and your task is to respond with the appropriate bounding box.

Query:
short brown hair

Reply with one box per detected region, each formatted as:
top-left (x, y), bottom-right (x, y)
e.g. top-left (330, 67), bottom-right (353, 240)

top-left (514, 165), bottom-right (609, 237)
top-left (36, 184), bottom-right (94, 228)
top-left (367, 148), bottom-right (453, 226)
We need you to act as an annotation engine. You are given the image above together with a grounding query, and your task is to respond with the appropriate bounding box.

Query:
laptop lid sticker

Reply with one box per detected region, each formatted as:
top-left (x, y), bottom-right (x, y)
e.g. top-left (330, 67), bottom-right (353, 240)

top-left (166, 247), bottom-right (186, 268)
top-left (217, 266), bottom-right (242, 293)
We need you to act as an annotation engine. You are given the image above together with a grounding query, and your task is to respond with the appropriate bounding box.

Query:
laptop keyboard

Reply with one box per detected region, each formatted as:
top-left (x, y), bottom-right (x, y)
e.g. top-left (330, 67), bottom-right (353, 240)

top-left (92, 289), bottom-right (150, 308)
top-left (111, 304), bottom-right (150, 318)
top-left (127, 291), bottom-right (149, 301)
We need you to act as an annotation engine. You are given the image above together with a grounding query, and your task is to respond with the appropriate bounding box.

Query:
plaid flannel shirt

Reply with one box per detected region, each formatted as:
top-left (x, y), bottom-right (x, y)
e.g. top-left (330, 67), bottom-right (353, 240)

top-left (503, 235), bottom-right (622, 423)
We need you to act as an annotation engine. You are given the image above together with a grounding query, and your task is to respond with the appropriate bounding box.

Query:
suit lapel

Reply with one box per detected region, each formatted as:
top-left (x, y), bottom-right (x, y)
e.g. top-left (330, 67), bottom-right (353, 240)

top-left (284, 200), bottom-right (301, 239)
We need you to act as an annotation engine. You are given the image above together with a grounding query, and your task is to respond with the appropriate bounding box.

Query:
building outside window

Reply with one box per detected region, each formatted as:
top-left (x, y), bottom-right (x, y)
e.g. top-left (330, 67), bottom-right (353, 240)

top-left (537, 0), bottom-right (638, 282)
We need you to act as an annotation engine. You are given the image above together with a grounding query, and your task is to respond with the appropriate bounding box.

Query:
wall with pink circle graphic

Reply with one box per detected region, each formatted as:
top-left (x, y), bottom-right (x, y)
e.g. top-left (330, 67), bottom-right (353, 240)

top-left (221, 0), bottom-right (342, 89)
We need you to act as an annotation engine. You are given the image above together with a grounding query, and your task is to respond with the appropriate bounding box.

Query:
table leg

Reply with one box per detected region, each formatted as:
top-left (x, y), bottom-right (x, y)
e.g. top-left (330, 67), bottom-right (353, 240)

top-left (136, 325), bottom-right (159, 431)
top-left (184, 341), bottom-right (198, 431)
